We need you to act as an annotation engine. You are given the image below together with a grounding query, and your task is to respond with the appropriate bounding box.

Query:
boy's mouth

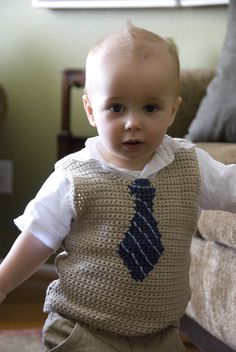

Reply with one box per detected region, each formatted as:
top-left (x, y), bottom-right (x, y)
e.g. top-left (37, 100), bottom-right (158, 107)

top-left (122, 140), bottom-right (144, 150)
top-left (123, 140), bottom-right (143, 145)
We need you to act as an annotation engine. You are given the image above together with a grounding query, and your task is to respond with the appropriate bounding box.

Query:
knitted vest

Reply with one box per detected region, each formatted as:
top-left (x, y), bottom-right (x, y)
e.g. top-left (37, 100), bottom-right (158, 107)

top-left (44, 148), bottom-right (201, 336)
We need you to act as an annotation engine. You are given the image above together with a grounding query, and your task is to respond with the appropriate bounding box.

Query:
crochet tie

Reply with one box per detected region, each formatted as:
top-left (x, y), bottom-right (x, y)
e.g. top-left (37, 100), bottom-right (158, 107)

top-left (118, 179), bottom-right (164, 282)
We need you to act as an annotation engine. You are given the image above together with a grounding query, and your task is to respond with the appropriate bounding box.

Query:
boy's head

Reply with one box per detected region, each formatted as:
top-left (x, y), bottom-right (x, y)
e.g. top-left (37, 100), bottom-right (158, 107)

top-left (85, 24), bottom-right (180, 96)
top-left (83, 25), bottom-right (182, 170)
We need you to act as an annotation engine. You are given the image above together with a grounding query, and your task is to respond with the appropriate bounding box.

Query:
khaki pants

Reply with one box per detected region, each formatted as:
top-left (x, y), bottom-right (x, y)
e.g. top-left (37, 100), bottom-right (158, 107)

top-left (42, 312), bottom-right (186, 352)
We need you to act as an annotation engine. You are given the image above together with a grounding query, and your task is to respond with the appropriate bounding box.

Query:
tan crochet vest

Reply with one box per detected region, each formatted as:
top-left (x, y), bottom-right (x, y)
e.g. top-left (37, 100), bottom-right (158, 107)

top-left (44, 148), bottom-right (201, 336)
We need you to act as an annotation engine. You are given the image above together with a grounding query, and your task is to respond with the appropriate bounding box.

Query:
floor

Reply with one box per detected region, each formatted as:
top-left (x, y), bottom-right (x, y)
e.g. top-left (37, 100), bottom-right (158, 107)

top-left (0, 269), bottom-right (201, 351)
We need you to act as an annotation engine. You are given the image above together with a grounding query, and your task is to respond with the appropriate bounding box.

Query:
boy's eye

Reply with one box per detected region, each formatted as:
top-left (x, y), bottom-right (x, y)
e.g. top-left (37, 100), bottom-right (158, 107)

top-left (144, 104), bottom-right (158, 113)
top-left (110, 104), bottom-right (124, 113)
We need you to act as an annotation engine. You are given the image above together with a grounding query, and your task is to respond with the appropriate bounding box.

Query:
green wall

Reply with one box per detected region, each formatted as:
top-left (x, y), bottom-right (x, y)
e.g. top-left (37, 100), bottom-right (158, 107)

top-left (0, 1), bottom-right (228, 256)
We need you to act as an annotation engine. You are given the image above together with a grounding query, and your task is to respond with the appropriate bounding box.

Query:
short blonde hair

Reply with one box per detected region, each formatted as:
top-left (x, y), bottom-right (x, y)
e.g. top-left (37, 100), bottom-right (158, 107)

top-left (85, 24), bottom-right (180, 93)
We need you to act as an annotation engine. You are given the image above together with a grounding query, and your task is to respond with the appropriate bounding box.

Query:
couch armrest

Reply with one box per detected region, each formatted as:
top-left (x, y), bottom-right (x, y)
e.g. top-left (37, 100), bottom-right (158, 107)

top-left (168, 69), bottom-right (215, 138)
top-left (198, 210), bottom-right (236, 249)
top-left (195, 142), bottom-right (236, 248)
top-left (196, 142), bottom-right (236, 165)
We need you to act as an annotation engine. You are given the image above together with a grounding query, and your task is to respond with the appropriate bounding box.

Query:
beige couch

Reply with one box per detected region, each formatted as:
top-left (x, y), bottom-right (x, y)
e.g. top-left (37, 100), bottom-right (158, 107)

top-left (169, 69), bottom-right (236, 352)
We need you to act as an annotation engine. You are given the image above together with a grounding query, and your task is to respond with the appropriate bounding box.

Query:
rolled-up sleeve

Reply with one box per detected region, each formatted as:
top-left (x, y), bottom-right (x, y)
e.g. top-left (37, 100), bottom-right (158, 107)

top-left (14, 170), bottom-right (76, 251)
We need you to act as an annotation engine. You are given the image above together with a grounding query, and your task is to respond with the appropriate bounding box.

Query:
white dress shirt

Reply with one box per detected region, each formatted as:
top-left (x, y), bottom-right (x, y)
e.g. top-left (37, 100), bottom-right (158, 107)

top-left (14, 135), bottom-right (236, 251)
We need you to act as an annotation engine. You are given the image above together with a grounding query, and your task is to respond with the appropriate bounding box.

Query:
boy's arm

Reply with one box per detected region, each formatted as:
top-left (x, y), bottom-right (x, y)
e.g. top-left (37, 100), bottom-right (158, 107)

top-left (0, 231), bottom-right (53, 303)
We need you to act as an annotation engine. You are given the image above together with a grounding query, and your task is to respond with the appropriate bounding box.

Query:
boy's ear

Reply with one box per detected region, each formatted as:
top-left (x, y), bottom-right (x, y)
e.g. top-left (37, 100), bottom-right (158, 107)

top-left (82, 94), bottom-right (97, 127)
top-left (168, 96), bottom-right (182, 127)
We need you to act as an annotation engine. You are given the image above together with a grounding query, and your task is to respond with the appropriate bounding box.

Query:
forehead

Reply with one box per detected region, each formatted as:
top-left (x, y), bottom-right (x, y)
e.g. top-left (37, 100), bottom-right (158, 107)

top-left (87, 35), bottom-right (176, 69)
top-left (86, 49), bottom-right (179, 98)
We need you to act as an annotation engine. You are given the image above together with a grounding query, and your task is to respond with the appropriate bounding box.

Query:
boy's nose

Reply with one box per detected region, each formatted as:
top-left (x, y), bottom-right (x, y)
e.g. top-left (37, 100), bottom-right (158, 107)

top-left (124, 114), bottom-right (142, 131)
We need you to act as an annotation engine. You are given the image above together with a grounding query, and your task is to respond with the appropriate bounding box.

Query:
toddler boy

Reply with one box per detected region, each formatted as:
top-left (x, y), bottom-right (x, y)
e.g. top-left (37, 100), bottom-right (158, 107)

top-left (1, 25), bottom-right (236, 352)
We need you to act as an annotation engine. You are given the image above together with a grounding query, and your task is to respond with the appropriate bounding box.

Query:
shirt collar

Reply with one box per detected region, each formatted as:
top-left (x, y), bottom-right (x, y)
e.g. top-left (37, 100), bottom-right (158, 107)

top-left (75, 135), bottom-right (194, 178)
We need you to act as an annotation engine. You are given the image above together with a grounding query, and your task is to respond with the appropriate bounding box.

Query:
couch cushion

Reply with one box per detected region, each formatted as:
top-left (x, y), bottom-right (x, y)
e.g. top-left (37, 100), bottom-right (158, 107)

top-left (168, 69), bottom-right (214, 138)
top-left (185, 0), bottom-right (236, 142)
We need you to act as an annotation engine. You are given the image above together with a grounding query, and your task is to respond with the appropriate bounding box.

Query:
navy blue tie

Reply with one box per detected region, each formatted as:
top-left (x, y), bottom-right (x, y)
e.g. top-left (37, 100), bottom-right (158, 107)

top-left (118, 179), bottom-right (164, 282)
